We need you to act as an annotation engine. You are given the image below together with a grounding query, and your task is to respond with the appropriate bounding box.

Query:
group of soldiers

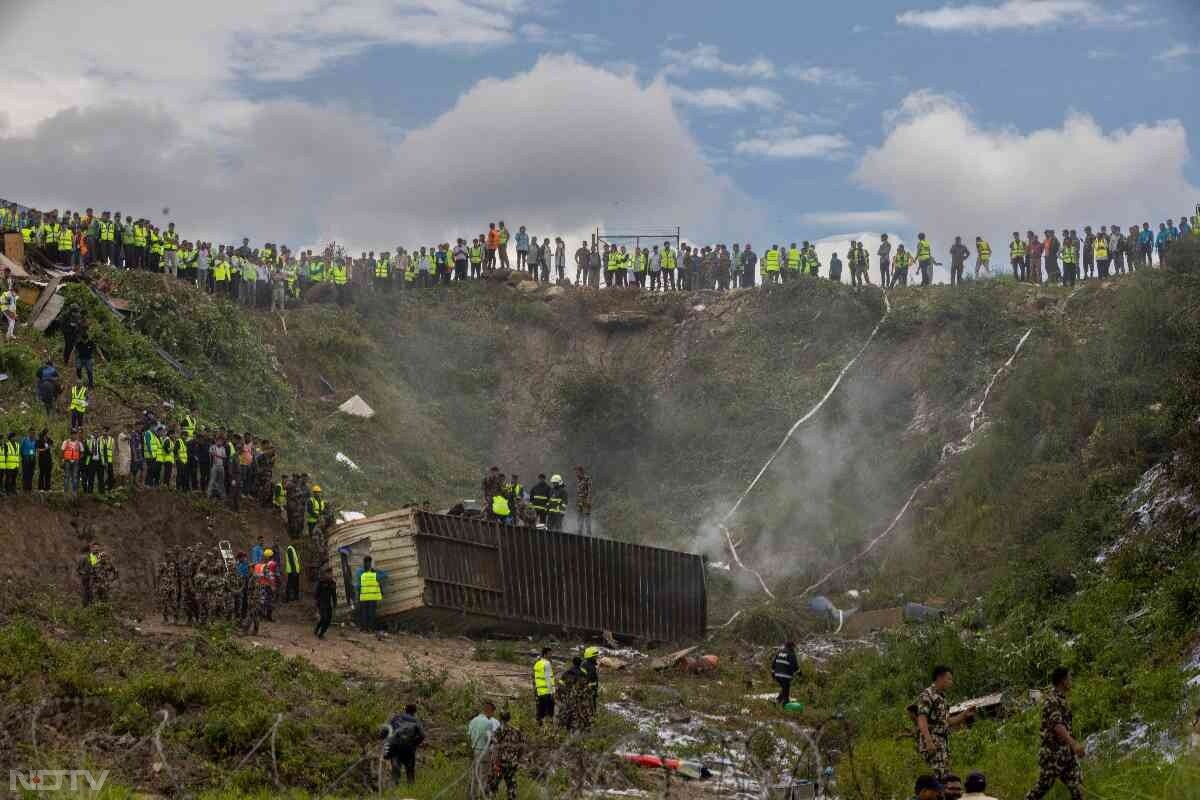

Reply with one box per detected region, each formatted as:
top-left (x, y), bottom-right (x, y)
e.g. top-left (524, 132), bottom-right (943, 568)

top-left (76, 542), bottom-right (118, 605)
top-left (154, 544), bottom-right (245, 626)
top-left (911, 664), bottom-right (1086, 800)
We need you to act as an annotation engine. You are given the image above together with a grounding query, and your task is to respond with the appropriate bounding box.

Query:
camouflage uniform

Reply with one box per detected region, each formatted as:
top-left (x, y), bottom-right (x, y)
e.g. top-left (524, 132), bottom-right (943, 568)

top-left (575, 473), bottom-right (592, 535)
top-left (1025, 688), bottom-right (1083, 800)
top-left (242, 581), bottom-right (264, 635)
top-left (224, 567), bottom-right (244, 620)
top-left (285, 477), bottom-right (303, 536)
top-left (156, 554), bottom-right (178, 623)
top-left (77, 553), bottom-right (96, 606)
top-left (487, 725), bottom-right (525, 800)
top-left (92, 554), bottom-right (117, 602)
top-left (255, 449), bottom-right (274, 505)
top-left (556, 667), bottom-right (592, 732)
top-left (914, 684), bottom-right (951, 779)
top-left (178, 549), bottom-right (198, 624)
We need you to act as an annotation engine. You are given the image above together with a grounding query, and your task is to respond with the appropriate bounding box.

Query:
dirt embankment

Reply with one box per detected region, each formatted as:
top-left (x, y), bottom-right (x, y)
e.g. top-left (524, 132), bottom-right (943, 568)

top-left (0, 491), bottom-right (292, 601)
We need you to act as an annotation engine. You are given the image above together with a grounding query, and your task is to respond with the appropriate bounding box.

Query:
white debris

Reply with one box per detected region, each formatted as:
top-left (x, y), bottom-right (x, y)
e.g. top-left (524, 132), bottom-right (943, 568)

top-left (335, 452), bottom-right (361, 471)
top-left (337, 394), bottom-right (375, 419)
top-left (338, 511), bottom-right (366, 523)
top-left (707, 561), bottom-right (731, 571)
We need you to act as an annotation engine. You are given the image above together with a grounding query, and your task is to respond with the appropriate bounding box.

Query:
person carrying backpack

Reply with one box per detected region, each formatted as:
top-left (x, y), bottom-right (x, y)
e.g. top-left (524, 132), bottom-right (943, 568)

top-left (381, 704), bottom-right (426, 785)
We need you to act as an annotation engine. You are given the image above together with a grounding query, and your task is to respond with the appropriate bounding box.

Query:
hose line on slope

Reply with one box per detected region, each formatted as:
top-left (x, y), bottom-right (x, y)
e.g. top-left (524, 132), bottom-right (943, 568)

top-left (797, 326), bottom-right (1035, 600)
top-left (719, 291), bottom-right (893, 598)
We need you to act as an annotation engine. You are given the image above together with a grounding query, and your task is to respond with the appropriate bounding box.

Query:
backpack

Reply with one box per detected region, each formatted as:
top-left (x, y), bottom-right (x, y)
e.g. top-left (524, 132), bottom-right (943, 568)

top-left (385, 720), bottom-right (420, 755)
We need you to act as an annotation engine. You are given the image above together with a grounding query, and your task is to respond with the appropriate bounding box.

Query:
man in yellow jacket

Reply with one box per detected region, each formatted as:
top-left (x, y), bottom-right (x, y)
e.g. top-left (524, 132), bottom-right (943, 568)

top-left (533, 647), bottom-right (555, 725)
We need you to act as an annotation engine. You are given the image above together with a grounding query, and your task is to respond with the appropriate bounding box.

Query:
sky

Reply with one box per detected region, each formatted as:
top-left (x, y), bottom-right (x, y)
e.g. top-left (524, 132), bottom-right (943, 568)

top-left (1, 0), bottom-right (1197, 270)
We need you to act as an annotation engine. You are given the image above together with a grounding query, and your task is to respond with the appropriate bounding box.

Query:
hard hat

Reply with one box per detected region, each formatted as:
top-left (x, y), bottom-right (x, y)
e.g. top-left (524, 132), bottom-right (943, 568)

top-left (551, 474), bottom-right (562, 485)
top-left (583, 646), bottom-right (599, 659)
top-left (312, 485), bottom-right (322, 493)
top-left (263, 548), bottom-right (274, 557)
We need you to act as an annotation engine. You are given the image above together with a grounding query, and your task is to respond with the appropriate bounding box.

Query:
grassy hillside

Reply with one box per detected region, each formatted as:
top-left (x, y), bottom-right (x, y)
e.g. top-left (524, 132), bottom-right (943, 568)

top-left (2, 243), bottom-right (1199, 797)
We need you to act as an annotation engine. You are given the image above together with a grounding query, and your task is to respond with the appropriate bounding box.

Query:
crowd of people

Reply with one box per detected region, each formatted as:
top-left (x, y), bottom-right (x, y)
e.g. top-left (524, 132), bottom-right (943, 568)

top-left (5, 200), bottom-right (1197, 310)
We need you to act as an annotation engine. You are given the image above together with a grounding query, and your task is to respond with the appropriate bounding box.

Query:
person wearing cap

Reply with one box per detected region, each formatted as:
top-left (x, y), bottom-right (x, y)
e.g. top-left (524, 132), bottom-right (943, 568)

top-left (582, 646), bottom-right (600, 713)
top-left (546, 475), bottom-right (568, 531)
top-left (1024, 666), bottom-right (1085, 800)
top-left (961, 772), bottom-right (997, 800)
top-left (942, 774), bottom-right (963, 800)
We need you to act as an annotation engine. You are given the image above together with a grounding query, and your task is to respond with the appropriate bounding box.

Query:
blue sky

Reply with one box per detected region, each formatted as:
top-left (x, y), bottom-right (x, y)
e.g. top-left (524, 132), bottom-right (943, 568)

top-left (2, 0), bottom-right (1197, 260)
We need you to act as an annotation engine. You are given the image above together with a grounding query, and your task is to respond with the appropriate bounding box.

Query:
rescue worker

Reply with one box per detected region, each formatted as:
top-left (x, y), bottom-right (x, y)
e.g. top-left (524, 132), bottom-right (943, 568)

top-left (528, 474), bottom-right (551, 527)
top-left (1010, 231), bottom-right (1027, 281)
top-left (283, 543), bottom-right (301, 603)
top-left (772, 641), bottom-right (799, 705)
top-left (891, 244), bottom-right (912, 288)
top-left (77, 543), bottom-right (99, 605)
top-left (357, 555), bottom-right (383, 633)
top-left (546, 475), bottom-right (568, 532)
top-left (307, 485), bottom-right (326, 535)
top-left (975, 236), bottom-right (992, 278)
top-left (762, 244), bottom-right (781, 284)
top-left (582, 645), bottom-right (600, 713)
top-left (69, 384), bottom-right (88, 431)
top-left (533, 646), bottom-right (555, 725)
top-left (915, 233), bottom-right (934, 286)
top-left (557, 656), bottom-right (591, 732)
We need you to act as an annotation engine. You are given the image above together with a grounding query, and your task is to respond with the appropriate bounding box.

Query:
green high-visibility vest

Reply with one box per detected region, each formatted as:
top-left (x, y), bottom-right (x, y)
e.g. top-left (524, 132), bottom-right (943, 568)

top-left (764, 249), bottom-right (781, 272)
top-left (661, 249), bottom-right (677, 269)
top-left (469, 245), bottom-right (482, 264)
top-left (533, 658), bottom-right (554, 696)
top-left (917, 240), bottom-right (931, 260)
top-left (359, 570), bottom-right (382, 601)
top-left (285, 545), bottom-right (301, 574)
top-left (69, 386), bottom-right (88, 412)
top-left (787, 248), bottom-right (801, 270)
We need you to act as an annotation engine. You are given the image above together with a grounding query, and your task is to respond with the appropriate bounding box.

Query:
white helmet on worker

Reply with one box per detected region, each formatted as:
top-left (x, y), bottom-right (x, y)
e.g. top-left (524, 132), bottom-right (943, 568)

top-left (550, 474), bottom-right (562, 486)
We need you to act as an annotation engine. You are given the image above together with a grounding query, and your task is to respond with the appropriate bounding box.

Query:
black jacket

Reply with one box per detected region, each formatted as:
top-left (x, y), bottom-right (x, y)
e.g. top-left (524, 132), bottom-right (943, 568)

top-left (315, 576), bottom-right (338, 610)
top-left (771, 648), bottom-right (799, 680)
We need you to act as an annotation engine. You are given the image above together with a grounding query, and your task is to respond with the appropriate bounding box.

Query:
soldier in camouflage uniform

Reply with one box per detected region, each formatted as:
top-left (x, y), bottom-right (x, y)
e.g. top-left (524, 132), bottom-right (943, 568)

top-left (156, 548), bottom-right (179, 623)
top-left (193, 564), bottom-right (212, 624)
top-left (911, 665), bottom-right (973, 780)
top-left (242, 572), bottom-right (264, 635)
top-left (92, 552), bottom-right (118, 602)
top-left (177, 547), bottom-right (198, 624)
top-left (574, 466), bottom-right (592, 536)
top-left (556, 657), bottom-right (592, 732)
top-left (487, 712), bottom-right (525, 800)
top-left (204, 564), bottom-right (228, 622)
top-left (1025, 667), bottom-right (1085, 800)
top-left (255, 441), bottom-right (275, 505)
top-left (482, 466), bottom-right (503, 519)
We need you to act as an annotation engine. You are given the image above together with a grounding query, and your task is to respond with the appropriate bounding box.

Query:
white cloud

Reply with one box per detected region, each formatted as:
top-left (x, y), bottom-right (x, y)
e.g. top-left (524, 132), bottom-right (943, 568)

top-left (897, 0), bottom-right (1127, 31)
top-left (812, 233), bottom-right (907, 274)
top-left (854, 91), bottom-right (1198, 253)
top-left (669, 85), bottom-right (784, 112)
top-left (734, 133), bottom-right (852, 159)
top-left (521, 22), bottom-right (549, 42)
top-left (0, 0), bottom-right (533, 134)
top-left (0, 56), bottom-right (761, 252)
top-left (800, 210), bottom-right (910, 228)
top-left (785, 65), bottom-right (868, 89)
top-left (662, 44), bottom-right (777, 79)
top-left (1155, 43), bottom-right (1200, 62)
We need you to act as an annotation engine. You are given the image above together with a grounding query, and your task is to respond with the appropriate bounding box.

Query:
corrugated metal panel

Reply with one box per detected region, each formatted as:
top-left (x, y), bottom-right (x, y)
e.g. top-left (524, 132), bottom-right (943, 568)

top-left (326, 508), bottom-right (425, 617)
top-left (412, 511), bottom-right (706, 641)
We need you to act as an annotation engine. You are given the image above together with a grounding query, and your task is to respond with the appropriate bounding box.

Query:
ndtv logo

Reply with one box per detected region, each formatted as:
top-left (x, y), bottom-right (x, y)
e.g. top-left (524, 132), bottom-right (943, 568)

top-left (9, 770), bottom-right (109, 792)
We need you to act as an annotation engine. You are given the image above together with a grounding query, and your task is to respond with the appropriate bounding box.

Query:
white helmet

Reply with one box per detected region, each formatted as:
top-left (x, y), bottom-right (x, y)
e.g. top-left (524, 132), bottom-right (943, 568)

top-left (550, 474), bottom-right (563, 486)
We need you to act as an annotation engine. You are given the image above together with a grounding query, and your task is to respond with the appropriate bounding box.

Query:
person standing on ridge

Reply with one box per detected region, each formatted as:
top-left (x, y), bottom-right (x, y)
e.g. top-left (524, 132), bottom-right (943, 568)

top-left (574, 466), bottom-right (592, 536)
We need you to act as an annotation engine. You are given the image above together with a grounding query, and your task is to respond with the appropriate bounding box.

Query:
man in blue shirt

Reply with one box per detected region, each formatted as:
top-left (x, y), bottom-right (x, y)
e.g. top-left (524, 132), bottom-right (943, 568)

top-left (20, 428), bottom-right (37, 492)
top-left (250, 535), bottom-right (265, 565)
top-left (1155, 223), bottom-right (1170, 266)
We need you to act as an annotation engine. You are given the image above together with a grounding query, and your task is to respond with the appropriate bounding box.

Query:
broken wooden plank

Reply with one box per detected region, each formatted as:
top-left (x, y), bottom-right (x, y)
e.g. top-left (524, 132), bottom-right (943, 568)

top-left (32, 293), bottom-right (65, 333)
top-left (27, 277), bottom-right (62, 327)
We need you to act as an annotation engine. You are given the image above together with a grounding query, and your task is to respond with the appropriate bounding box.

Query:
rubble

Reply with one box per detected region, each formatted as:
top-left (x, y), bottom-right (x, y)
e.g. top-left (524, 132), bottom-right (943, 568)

top-left (336, 394), bottom-right (374, 419)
